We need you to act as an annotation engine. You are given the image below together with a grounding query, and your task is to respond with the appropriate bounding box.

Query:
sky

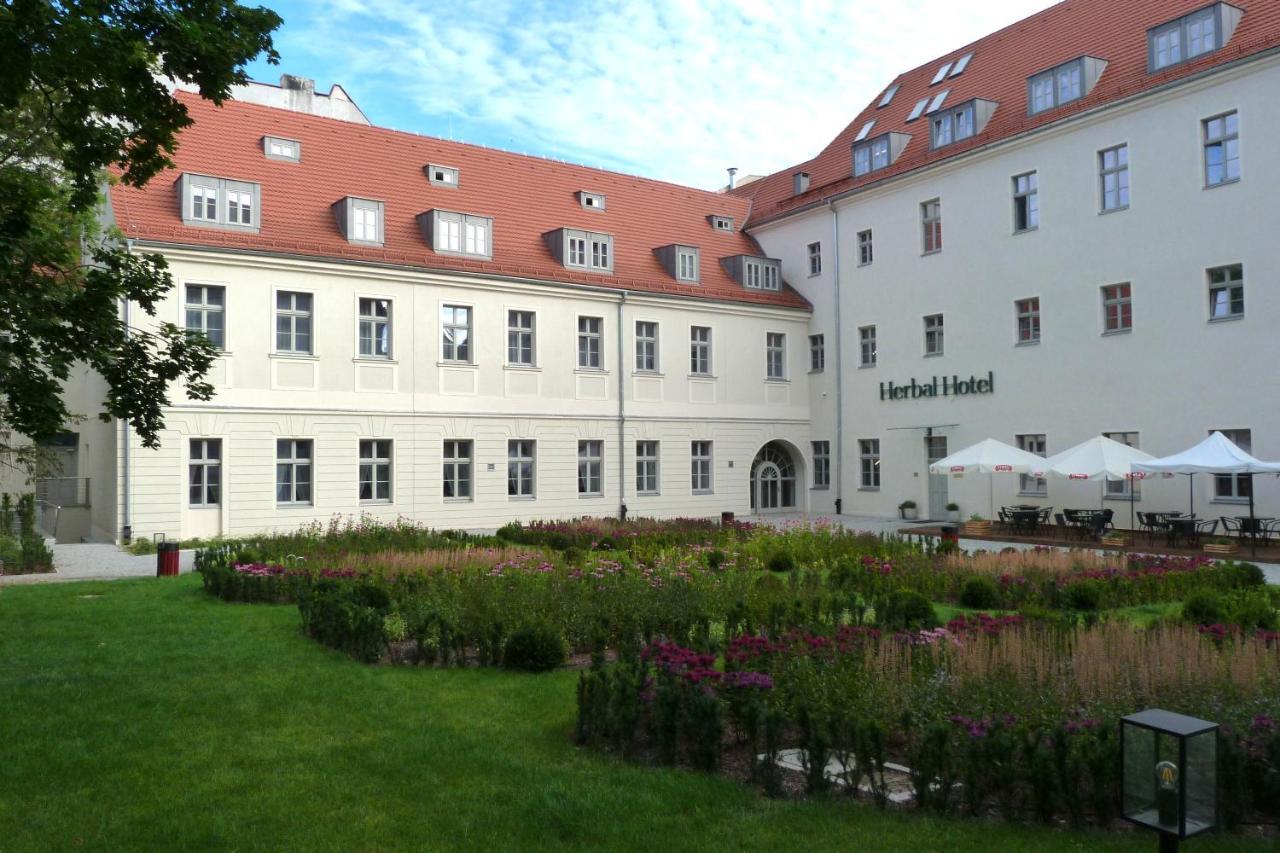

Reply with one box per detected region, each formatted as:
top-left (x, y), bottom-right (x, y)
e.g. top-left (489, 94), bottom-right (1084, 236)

top-left (243, 0), bottom-right (1060, 190)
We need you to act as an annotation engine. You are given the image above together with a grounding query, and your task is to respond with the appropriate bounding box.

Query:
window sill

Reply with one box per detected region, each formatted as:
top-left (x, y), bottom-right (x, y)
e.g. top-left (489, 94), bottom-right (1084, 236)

top-left (188, 504), bottom-right (221, 510)
top-left (508, 495), bottom-right (536, 502)
top-left (808, 369), bottom-right (825, 375)
top-left (812, 485), bottom-right (830, 491)
top-left (575, 367), bottom-right (609, 375)
top-left (360, 500), bottom-right (393, 506)
top-left (579, 493), bottom-right (604, 499)
top-left (858, 363), bottom-right (877, 369)
top-left (353, 357), bottom-right (398, 364)
top-left (764, 377), bottom-right (790, 384)
top-left (437, 360), bottom-right (477, 368)
top-left (1100, 329), bottom-right (1133, 337)
top-left (1210, 497), bottom-right (1251, 505)
top-left (276, 502), bottom-right (314, 508)
top-left (503, 364), bottom-right (541, 372)
top-left (1204, 177), bottom-right (1241, 190)
top-left (444, 497), bottom-right (474, 504)
top-left (636, 491), bottom-right (660, 497)
top-left (693, 489), bottom-right (714, 496)
top-left (921, 249), bottom-right (942, 257)
top-left (1017, 492), bottom-right (1048, 499)
top-left (1099, 205), bottom-right (1129, 216)
top-left (923, 352), bottom-right (944, 358)
top-left (1208, 314), bottom-right (1244, 324)
top-left (1103, 494), bottom-right (1140, 502)
top-left (1013, 226), bottom-right (1039, 236)
top-left (688, 373), bottom-right (717, 380)
top-left (270, 352), bottom-right (319, 361)
top-left (808, 271), bottom-right (821, 278)
top-left (857, 261), bottom-right (872, 268)
top-left (1015, 340), bottom-right (1041, 348)
top-left (858, 487), bottom-right (880, 492)
top-left (632, 371), bottom-right (664, 378)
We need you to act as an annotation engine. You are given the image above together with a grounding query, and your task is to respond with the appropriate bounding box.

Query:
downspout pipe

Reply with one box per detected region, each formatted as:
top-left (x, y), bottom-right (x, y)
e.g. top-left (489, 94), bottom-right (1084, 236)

top-left (828, 201), bottom-right (844, 515)
top-left (121, 240), bottom-right (133, 542)
top-left (617, 292), bottom-right (628, 520)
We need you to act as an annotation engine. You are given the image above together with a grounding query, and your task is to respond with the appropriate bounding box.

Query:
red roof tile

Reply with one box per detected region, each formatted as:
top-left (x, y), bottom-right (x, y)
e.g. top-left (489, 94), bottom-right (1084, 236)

top-left (110, 92), bottom-right (809, 310)
top-left (734, 0), bottom-right (1280, 225)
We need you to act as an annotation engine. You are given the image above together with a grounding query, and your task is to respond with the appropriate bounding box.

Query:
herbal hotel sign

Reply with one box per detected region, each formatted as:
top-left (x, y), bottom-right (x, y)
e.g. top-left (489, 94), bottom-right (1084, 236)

top-left (879, 371), bottom-right (995, 402)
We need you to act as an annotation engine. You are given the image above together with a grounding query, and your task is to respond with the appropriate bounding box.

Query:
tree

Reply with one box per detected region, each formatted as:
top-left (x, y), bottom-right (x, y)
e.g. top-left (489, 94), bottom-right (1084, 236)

top-left (0, 0), bottom-right (282, 474)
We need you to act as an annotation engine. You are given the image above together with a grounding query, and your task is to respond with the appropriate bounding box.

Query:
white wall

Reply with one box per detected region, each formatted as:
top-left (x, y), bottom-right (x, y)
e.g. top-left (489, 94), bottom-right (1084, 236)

top-left (753, 55), bottom-right (1280, 525)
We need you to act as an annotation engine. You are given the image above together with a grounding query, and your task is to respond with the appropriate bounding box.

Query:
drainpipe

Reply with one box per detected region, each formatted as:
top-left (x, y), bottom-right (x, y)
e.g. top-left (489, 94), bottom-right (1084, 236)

top-left (828, 200), bottom-right (844, 515)
top-left (121, 240), bottom-right (133, 543)
top-left (617, 291), bottom-right (628, 520)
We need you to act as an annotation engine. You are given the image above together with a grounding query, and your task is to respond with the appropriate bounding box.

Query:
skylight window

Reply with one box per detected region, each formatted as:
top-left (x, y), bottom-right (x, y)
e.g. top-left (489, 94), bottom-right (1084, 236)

top-left (878, 84), bottom-right (900, 108)
top-left (931, 63), bottom-right (953, 84)
top-left (578, 190), bottom-right (606, 210)
top-left (426, 164), bottom-right (459, 188)
top-left (854, 120), bottom-right (876, 142)
top-left (906, 98), bottom-right (929, 122)
top-left (950, 53), bottom-right (973, 76)
top-left (926, 89), bottom-right (950, 113)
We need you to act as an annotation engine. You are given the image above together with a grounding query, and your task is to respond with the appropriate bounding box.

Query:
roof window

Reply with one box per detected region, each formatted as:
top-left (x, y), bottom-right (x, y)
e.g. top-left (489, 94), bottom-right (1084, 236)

top-left (709, 214), bottom-right (734, 232)
top-left (877, 84), bottom-right (900, 108)
top-left (263, 136), bottom-right (300, 162)
top-left (578, 190), bottom-right (606, 210)
top-left (930, 63), bottom-right (952, 84)
top-left (906, 98), bottom-right (929, 122)
top-left (926, 89), bottom-right (950, 114)
top-left (426, 163), bottom-right (459, 188)
top-left (854, 120), bottom-right (876, 142)
top-left (950, 52), bottom-right (973, 77)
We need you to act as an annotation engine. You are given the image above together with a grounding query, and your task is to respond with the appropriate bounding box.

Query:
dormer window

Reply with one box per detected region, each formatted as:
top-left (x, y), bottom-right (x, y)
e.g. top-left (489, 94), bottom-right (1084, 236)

top-left (420, 209), bottom-right (493, 259)
top-left (877, 84), bottom-right (899, 108)
top-left (178, 173), bottom-right (260, 231)
top-left (929, 99), bottom-right (997, 150)
top-left (656, 244), bottom-right (700, 282)
top-left (793, 172), bottom-right (810, 194)
top-left (578, 190), bottom-right (606, 210)
top-left (1027, 57), bottom-right (1107, 115)
top-left (722, 255), bottom-right (781, 292)
top-left (709, 215), bottom-right (734, 232)
top-left (1148, 3), bottom-right (1242, 71)
top-left (545, 228), bottom-right (613, 273)
top-left (426, 164), bottom-right (460, 188)
top-left (263, 136), bottom-right (301, 162)
top-left (333, 196), bottom-right (384, 246)
top-left (853, 132), bottom-right (910, 177)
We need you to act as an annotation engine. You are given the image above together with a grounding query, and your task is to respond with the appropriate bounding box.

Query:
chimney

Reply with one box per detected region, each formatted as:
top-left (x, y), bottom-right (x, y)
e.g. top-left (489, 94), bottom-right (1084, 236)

top-left (726, 167), bottom-right (738, 190)
top-left (279, 74), bottom-right (315, 93)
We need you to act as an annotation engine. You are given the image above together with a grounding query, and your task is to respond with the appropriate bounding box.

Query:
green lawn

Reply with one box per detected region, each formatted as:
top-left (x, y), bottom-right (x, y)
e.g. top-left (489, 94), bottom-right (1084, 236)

top-left (0, 578), bottom-right (1264, 852)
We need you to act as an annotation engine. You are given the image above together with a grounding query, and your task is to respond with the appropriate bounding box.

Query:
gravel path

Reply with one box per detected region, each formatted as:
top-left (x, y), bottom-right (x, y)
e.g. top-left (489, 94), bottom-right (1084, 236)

top-left (0, 543), bottom-right (196, 585)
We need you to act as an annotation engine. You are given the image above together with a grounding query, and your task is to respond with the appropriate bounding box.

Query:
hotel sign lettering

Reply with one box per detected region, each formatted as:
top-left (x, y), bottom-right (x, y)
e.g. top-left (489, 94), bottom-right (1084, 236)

top-left (879, 371), bottom-right (995, 402)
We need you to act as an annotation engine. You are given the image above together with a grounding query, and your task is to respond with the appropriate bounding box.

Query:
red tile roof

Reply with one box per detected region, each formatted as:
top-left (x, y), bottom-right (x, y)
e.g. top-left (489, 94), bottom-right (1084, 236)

top-left (109, 92), bottom-right (809, 309)
top-left (733, 0), bottom-right (1280, 225)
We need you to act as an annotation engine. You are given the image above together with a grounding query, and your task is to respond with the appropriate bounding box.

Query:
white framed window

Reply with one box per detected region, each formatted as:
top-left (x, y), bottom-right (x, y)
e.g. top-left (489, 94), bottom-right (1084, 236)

top-left (226, 189), bottom-right (253, 226)
top-left (635, 321), bottom-right (658, 373)
top-left (358, 439), bottom-right (392, 503)
top-left (859, 325), bottom-right (877, 367)
top-left (1016, 434), bottom-right (1047, 495)
top-left (354, 205), bottom-right (378, 243)
top-left (742, 258), bottom-right (780, 291)
top-left (181, 174), bottom-right (259, 230)
top-left (812, 441), bottom-right (830, 489)
top-left (1016, 297), bottom-right (1041, 344)
top-left (507, 440), bottom-right (536, 498)
top-left (807, 241), bottom-right (822, 276)
top-left (577, 316), bottom-right (603, 369)
top-left (809, 334), bottom-right (825, 372)
top-left (443, 440), bottom-right (472, 500)
top-left (578, 440), bottom-right (603, 496)
top-left (1104, 432), bottom-right (1140, 497)
top-left (568, 235), bottom-right (586, 266)
top-left (563, 229), bottom-right (613, 272)
top-left (275, 291), bottom-right (313, 354)
top-left (1012, 171), bottom-right (1039, 232)
top-left (184, 284), bottom-right (225, 350)
top-left (923, 314), bottom-right (944, 355)
top-left (690, 325), bottom-right (711, 375)
top-left (1150, 6), bottom-right (1225, 70)
top-left (189, 439), bottom-right (221, 506)
top-left (1102, 284), bottom-right (1132, 333)
top-left (427, 164), bottom-right (459, 188)
top-left (766, 332), bottom-right (786, 380)
top-left (1099, 144), bottom-right (1130, 211)
top-left (441, 305), bottom-right (472, 362)
top-left (857, 229), bottom-right (873, 266)
top-left (578, 191), bottom-right (606, 210)
top-left (358, 298), bottom-right (391, 358)
top-left (190, 182), bottom-right (218, 221)
top-left (1212, 429), bottom-right (1251, 500)
top-left (677, 247), bottom-right (699, 282)
top-left (431, 210), bottom-right (491, 259)
top-left (709, 215), bottom-right (734, 232)
top-left (636, 440), bottom-right (659, 495)
top-left (276, 439), bottom-right (312, 505)
top-left (691, 440), bottom-right (713, 494)
top-left (859, 439), bottom-right (880, 489)
top-left (264, 136), bottom-right (300, 162)
top-left (506, 310), bottom-right (535, 366)
top-left (1203, 111), bottom-right (1240, 187)
top-left (921, 199), bottom-right (942, 253)
top-left (1208, 264), bottom-right (1243, 320)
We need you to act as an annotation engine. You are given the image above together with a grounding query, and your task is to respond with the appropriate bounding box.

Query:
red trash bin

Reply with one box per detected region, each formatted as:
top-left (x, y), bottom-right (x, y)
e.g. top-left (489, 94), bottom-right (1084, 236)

top-left (156, 541), bottom-right (180, 577)
top-left (940, 525), bottom-right (960, 546)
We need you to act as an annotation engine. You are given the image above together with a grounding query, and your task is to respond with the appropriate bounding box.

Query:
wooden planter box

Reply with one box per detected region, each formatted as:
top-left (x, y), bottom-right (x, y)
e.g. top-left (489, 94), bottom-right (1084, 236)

top-left (1203, 543), bottom-right (1237, 556)
top-left (963, 520), bottom-right (991, 537)
top-left (1101, 536), bottom-right (1129, 548)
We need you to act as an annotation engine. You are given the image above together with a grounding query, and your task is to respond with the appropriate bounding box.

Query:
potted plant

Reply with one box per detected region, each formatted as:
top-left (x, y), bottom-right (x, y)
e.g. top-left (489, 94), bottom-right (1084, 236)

top-left (898, 500), bottom-right (918, 521)
top-left (1203, 536), bottom-right (1237, 555)
top-left (963, 513), bottom-right (991, 536)
top-left (945, 502), bottom-right (961, 523)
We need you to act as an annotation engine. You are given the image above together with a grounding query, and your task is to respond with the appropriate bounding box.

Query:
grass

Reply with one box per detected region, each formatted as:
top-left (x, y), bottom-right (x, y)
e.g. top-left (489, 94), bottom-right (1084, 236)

top-left (0, 578), bottom-right (1268, 852)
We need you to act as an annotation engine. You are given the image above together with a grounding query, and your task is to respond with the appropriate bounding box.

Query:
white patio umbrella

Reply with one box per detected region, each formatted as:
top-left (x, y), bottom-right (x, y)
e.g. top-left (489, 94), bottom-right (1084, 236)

top-left (1034, 435), bottom-right (1157, 531)
top-left (1133, 432), bottom-right (1280, 555)
top-left (927, 438), bottom-right (1047, 520)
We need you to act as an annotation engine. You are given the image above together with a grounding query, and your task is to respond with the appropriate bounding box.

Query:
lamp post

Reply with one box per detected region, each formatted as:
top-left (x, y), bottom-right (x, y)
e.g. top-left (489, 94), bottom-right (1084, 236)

top-left (1121, 709), bottom-right (1218, 852)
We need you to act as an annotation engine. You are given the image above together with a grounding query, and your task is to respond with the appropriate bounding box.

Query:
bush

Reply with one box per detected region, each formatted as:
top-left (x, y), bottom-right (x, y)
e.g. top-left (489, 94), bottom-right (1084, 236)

top-left (1224, 589), bottom-right (1278, 630)
top-left (503, 622), bottom-right (568, 672)
top-left (706, 549), bottom-right (728, 570)
top-left (878, 589), bottom-right (938, 630)
top-left (959, 577), bottom-right (1001, 609)
top-left (1181, 590), bottom-right (1224, 626)
top-left (766, 550), bottom-right (796, 573)
top-left (1226, 562), bottom-right (1266, 588)
top-left (1064, 581), bottom-right (1102, 612)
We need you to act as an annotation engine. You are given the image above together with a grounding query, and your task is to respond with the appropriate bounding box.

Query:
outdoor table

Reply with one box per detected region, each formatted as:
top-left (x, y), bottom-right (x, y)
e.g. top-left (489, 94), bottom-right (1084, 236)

top-left (1237, 517), bottom-right (1276, 547)
top-left (1006, 508), bottom-right (1040, 534)
top-left (1064, 509), bottom-right (1102, 540)
top-left (1165, 516), bottom-right (1199, 548)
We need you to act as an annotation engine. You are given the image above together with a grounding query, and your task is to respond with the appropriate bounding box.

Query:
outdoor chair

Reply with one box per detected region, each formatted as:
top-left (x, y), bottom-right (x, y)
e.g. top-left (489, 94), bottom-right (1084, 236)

top-left (1101, 508), bottom-right (1115, 531)
top-left (1054, 512), bottom-right (1067, 540)
top-left (1137, 512), bottom-right (1161, 543)
top-left (1220, 516), bottom-right (1242, 536)
top-left (1037, 507), bottom-right (1052, 527)
top-left (996, 509), bottom-right (1010, 534)
top-left (1192, 519), bottom-right (1219, 547)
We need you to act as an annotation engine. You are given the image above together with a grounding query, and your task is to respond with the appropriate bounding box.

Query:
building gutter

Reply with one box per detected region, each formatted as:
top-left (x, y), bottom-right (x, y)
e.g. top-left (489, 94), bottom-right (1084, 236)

top-left (828, 200), bottom-right (843, 515)
top-left (617, 291), bottom-right (628, 520)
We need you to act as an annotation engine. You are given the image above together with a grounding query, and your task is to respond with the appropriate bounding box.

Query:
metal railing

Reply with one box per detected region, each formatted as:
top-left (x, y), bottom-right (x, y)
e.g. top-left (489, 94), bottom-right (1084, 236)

top-left (35, 477), bottom-right (90, 509)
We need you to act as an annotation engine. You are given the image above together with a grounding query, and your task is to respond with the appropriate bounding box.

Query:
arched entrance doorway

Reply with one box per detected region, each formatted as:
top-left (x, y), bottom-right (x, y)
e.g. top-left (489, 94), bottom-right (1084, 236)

top-left (750, 441), bottom-right (797, 512)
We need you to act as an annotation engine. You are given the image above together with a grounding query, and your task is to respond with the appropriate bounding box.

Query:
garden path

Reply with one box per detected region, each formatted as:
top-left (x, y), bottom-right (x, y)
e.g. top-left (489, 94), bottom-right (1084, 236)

top-left (0, 543), bottom-right (196, 585)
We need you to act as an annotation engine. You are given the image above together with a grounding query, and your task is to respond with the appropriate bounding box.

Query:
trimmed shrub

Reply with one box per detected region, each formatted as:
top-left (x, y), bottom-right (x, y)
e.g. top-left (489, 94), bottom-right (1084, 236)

top-left (959, 577), bottom-right (1001, 609)
top-left (878, 589), bottom-right (938, 630)
top-left (1227, 562), bottom-right (1266, 588)
top-left (766, 550), bottom-right (796, 573)
top-left (503, 622), bottom-right (568, 672)
top-left (1181, 590), bottom-right (1224, 626)
top-left (1064, 581), bottom-right (1102, 612)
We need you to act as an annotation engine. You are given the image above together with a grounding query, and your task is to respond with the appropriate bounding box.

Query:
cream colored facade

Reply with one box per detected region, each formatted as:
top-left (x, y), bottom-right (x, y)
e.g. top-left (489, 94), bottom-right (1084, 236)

top-left (72, 248), bottom-right (813, 541)
top-left (752, 52), bottom-right (1280, 523)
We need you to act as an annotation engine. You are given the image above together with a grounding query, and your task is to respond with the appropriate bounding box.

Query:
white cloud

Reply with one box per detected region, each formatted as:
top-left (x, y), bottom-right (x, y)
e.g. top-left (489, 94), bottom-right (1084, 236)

top-left (273, 0), bottom-right (1058, 188)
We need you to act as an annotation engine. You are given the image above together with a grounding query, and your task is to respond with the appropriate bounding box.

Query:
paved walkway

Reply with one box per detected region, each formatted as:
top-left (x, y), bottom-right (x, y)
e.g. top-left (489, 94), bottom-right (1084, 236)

top-left (2, 514), bottom-right (1276, 585)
